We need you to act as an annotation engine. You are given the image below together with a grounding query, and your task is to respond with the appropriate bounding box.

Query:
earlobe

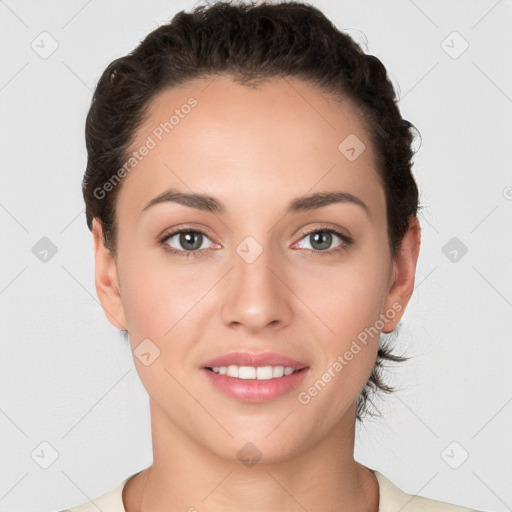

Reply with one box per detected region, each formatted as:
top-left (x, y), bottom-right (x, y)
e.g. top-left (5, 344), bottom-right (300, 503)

top-left (381, 215), bottom-right (421, 333)
top-left (91, 218), bottom-right (128, 331)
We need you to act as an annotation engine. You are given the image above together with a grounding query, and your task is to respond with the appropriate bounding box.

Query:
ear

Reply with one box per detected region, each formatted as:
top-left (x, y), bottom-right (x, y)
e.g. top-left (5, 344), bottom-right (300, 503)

top-left (381, 215), bottom-right (421, 333)
top-left (91, 218), bottom-right (127, 331)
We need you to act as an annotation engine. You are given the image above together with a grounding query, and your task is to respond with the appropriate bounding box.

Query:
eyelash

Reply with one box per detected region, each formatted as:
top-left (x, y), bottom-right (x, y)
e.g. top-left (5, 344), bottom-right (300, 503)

top-left (158, 224), bottom-right (353, 259)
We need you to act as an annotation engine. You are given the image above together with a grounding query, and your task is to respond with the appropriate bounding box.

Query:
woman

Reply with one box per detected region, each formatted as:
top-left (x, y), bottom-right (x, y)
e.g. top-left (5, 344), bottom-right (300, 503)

top-left (64, 1), bottom-right (481, 510)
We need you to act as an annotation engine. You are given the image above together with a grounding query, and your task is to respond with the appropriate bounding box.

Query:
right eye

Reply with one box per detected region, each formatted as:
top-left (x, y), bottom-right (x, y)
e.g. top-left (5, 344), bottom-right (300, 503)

top-left (159, 229), bottom-right (218, 258)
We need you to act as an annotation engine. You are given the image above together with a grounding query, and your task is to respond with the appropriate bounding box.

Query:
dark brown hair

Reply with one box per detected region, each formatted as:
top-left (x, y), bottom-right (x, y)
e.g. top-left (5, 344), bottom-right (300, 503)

top-left (82, 0), bottom-right (421, 421)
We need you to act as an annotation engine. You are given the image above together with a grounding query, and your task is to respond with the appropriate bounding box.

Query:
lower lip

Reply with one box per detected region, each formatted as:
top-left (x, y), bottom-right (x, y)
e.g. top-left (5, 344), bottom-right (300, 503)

top-left (201, 367), bottom-right (309, 403)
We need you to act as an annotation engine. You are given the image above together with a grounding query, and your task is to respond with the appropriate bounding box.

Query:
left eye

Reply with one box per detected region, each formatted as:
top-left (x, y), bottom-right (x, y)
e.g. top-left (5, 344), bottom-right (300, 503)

top-left (294, 229), bottom-right (350, 252)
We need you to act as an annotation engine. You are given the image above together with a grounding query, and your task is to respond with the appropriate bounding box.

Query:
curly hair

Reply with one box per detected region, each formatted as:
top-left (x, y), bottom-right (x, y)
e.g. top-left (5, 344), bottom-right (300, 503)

top-left (82, 0), bottom-right (420, 422)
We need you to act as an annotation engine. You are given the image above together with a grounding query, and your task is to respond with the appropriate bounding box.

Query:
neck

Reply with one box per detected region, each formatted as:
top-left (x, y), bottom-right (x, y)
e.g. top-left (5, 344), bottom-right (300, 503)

top-left (124, 399), bottom-right (379, 512)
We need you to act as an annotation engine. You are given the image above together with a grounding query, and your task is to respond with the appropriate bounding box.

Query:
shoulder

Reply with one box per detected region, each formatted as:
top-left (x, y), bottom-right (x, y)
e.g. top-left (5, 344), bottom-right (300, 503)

top-left (57, 473), bottom-right (138, 512)
top-left (373, 469), bottom-right (481, 512)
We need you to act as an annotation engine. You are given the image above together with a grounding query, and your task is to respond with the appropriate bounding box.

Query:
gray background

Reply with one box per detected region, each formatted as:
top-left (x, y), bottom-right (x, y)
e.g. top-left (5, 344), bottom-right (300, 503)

top-left (1, 0), bottom-right (511, 511)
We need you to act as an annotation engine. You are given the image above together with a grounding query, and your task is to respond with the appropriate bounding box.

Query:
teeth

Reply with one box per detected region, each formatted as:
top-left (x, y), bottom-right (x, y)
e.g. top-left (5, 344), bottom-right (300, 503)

top-left (210, 365), bottom-right (299, 380)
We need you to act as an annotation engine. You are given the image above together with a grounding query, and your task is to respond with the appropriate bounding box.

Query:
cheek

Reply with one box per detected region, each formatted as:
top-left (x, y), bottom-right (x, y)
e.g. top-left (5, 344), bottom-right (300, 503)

top-left (291, 246), bottom-right (391, 401)
top-left (296, 261), bottom-right (387, 421)
top-left (297, 252), bottom-right (390, 341)
top-left (117, 263), bottom-right (203, 389)
top-left (118, 251), bottom-right (213, 341)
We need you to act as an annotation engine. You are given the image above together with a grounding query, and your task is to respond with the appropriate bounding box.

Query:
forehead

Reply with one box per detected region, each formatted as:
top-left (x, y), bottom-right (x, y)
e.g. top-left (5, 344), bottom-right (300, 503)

top-left (117, 75), bottom-right (384, 220)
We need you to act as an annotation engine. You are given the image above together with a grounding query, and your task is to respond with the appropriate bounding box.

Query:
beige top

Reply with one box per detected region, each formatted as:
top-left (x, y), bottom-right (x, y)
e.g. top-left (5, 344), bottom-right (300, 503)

top-left (59, 468), bottom-right (480, 511)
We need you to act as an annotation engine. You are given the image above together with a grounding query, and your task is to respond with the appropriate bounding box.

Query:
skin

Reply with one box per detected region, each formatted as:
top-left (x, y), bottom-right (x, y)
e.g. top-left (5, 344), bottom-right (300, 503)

top-left (92, 75), bottom-right (420, 511)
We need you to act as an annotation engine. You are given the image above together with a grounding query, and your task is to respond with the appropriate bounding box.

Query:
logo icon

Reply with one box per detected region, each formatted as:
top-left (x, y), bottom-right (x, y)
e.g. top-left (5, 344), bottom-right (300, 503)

top-left (441, 31), bottom-right (469, 60)
top-left (134, 338), bottom-right (161, 366)
top-left (31, 31), bottom-right (59, 59)
top-left (338, 134), bottom-right (366, 161)
top-left (32, 237), bottom-right (58, 263)
top-left (237, 442), bottom-right (263, 467)
top-left (442, 237), bottom-right (468, 263)
top-left (236, 236), bottom-right (264, 264)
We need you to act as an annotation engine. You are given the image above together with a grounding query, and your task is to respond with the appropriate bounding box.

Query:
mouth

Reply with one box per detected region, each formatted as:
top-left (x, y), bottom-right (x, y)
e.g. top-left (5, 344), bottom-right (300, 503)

top-left (201, 365), bottom-right (310, 404)
top-left (200, 352), bottom-right (310, 402)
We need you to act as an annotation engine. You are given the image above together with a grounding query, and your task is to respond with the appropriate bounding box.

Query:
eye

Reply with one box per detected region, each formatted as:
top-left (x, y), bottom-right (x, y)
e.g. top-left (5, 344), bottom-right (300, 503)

top-left (293, 226), bottom-right (352, 255)
top-left (158, 225), bottom-right (352, 259)
top-left (159, 229), bottom-right (217, 258)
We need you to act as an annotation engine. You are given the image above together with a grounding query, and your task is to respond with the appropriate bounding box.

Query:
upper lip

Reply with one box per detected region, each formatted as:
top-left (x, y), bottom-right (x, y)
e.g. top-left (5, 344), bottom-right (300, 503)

top-left (201, 351), bottom-right (308, 369)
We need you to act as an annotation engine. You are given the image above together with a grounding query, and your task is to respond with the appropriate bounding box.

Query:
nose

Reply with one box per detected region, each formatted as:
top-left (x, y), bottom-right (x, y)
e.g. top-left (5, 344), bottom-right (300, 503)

top-left (220, 240), bottom-right (293, 333)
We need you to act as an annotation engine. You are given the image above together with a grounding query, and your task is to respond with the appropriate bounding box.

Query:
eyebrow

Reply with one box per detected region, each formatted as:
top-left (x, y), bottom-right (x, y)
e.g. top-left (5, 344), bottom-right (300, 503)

top-left (140, 188), bottom-right (370, 217)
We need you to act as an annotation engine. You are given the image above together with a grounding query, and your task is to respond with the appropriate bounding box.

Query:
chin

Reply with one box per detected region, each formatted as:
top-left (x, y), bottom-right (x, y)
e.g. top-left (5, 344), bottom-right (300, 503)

top-left (201, 429), bottom-right (310, 467)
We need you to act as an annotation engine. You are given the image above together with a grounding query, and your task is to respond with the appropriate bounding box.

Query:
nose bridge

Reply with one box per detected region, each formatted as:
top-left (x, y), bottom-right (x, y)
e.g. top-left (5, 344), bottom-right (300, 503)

top-left (220, 233), bottom-right (292, 331)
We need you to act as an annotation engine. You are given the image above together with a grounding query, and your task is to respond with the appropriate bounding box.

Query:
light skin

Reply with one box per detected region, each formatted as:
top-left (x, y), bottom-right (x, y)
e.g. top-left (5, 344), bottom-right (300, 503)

top-left (92, 75), bottom-right (420, 511)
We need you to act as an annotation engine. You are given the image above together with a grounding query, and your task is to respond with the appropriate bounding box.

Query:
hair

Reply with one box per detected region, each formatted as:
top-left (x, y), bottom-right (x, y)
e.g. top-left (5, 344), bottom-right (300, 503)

top-left (82, 0), bottom-right (421, 421)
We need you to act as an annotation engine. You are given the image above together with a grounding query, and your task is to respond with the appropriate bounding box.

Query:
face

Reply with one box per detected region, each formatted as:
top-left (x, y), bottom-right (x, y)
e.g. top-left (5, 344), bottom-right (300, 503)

top-left (93, 75), bottom-right (419, 463)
